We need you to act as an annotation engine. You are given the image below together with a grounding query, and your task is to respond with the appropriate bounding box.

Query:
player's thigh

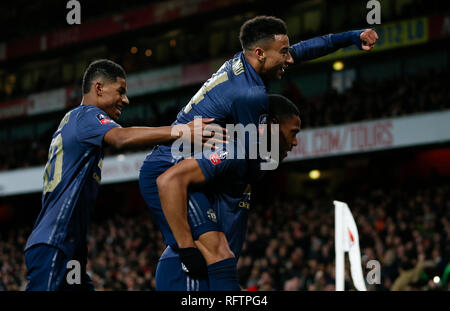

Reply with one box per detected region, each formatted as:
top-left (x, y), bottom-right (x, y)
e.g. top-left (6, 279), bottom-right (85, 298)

top-left (25, 244), bottom-right (69, 291)
top-left (139, 160), bottom-right (173, 208)
top-left (188, 191), bottom-right (234, 264)
top-left (139, 160), bottom-right (178, 245)
top-left (187, 191), bottom-right (222, 241)
top-left (156, 257), bottom-right (208, 291)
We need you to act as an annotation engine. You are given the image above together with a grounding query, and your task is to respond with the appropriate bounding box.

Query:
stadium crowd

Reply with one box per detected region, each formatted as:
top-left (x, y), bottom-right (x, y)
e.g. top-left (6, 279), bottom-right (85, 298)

top-left (0, 67), bottom-right (449, 172)
top-left (1, 176), bottom-right (449, 291)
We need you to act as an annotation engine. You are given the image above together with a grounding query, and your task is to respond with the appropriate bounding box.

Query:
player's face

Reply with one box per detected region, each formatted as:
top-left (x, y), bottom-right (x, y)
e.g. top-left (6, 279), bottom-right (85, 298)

top-left (279, 115), bottom-right (300, 160)
top-left (261, 34), bottom-right (294, 81)
top-left (97, 77), bottom-right (129, 121)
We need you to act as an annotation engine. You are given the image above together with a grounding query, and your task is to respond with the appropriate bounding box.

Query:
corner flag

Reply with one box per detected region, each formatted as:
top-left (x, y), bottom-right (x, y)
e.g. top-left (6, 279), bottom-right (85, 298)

top-left (334, 200), bottom-right (367, 291)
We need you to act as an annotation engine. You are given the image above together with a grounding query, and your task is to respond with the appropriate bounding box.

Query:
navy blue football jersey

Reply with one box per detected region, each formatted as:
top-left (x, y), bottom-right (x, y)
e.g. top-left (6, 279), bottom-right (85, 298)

top-left (25, 105), bottom-right (119, 256)
top-left (145, 51), bottom-right (268, 165)
top-left (144, 30), bottom-right (363, 165)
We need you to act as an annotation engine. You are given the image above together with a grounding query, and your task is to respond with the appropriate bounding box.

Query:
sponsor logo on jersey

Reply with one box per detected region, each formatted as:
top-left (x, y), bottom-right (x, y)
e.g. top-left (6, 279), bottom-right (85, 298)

top-left (96, 113), bottom-right (113, 124)
top-left (239, 185), bottom-right (252, 209)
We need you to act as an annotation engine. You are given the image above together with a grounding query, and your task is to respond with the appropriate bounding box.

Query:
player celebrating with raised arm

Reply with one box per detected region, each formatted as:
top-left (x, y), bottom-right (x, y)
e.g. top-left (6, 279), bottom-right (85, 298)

top-left (139, 16), bottom-right (378, 290)
top-left (24, 59), bottom-right (225, 291)
top-left (155, 94), bottom-right (300, 290)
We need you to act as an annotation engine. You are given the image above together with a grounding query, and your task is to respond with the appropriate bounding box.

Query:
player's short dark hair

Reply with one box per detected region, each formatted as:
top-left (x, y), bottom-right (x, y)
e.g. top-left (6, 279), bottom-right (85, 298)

top-left (239, 16), bottom-right (287, 51)
top-left (82, 59), bottom-right (126, 94)
top-left (268, 94), bottom-right (300, 122)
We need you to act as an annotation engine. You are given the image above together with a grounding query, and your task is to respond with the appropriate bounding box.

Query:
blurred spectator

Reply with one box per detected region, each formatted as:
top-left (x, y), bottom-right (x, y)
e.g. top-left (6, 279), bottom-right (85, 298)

top-left (0, 162), bottom-right (448, 291)
top-left (391, 254), bottom-right (435, 291)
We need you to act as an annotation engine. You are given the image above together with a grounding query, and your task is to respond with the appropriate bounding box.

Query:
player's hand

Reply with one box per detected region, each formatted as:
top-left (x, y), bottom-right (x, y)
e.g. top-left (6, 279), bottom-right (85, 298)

top-left (179, 247), bottom-right (208, 279)
top-left (188, 118), bottom-right (229, 150)
top-left (360, 29), bottom-right (378, 51)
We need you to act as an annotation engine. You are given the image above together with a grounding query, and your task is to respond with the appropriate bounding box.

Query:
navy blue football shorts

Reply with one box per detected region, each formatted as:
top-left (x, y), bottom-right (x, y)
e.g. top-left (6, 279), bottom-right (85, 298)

top-left (24, 244), bottom-right (93, 291)
top-left (139, 160), bottom-right (223, 249)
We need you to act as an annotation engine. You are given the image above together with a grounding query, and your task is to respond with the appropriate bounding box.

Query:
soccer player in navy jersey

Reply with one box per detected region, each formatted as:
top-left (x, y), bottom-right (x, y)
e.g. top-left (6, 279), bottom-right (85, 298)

top-left (24, 59), bottom-right (225, 291)
top-left (155, 94), bottom-right (300, 290)
top-left (138, 16), bottom-right (378, 290)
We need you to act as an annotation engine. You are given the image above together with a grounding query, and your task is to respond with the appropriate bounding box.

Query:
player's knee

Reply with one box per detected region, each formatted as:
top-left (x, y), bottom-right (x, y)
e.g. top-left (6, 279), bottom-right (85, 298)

top-left (157, 168), bottom-right (187, 192)
top-left (156, 172), bottom-right (167, 189)
top-left (156, 170), bottom-right (175, 190)
top-left (195, 231), bottom-right (234, 265)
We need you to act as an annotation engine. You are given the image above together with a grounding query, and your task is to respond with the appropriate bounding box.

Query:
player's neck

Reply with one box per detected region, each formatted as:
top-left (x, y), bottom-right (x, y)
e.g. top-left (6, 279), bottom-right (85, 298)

top-left (81, 94), bottom-right (97, 107)
top-left (243, 52), bottom-right (268, 84)
top-left (244, 52), bottom-right (261, 72)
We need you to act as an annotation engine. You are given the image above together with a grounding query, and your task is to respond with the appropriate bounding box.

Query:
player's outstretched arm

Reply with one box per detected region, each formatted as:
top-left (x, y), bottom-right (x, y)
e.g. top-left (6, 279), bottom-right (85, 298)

top-left (289, 29), bottom-right (379, 61)
top-left (104, 118), bottom-right (227, 149)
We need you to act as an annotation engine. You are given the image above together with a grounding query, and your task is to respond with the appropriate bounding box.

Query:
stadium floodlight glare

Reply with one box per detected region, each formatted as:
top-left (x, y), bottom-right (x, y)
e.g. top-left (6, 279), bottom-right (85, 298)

top-left (433, 276), bottom-right (440, 284)
top-left (309, 169), bottom-right (320, 180)
top-left (333, 61), bottom-right (344, 71)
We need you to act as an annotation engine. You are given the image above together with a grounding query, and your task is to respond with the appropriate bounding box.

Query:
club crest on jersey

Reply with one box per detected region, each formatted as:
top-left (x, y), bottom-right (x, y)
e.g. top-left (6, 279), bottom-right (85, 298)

top-left (258, 114), bottom-right (268, 135)
top-left (209, 150), bottom-right (228, 165)
top-left (96, 113), bottom-right (113, 125)
top-left (207, 209), bottom-right (217, 223)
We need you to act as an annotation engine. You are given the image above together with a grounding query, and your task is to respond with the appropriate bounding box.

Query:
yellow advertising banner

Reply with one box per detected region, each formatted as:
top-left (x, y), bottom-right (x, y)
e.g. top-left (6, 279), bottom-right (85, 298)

top-left (311, 17), bottom-right (429, 63)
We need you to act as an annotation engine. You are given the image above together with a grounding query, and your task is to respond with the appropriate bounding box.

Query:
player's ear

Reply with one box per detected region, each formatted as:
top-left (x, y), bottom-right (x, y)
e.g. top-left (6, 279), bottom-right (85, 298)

top-left (94, 81), bottom-right (103, 96)
top-left (254, 47), bottom-right (265, 62)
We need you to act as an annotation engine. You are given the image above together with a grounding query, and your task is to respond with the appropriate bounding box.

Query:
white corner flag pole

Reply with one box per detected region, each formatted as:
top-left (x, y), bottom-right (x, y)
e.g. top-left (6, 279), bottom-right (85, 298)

top-left (334, 200), bottom-right (367, 291)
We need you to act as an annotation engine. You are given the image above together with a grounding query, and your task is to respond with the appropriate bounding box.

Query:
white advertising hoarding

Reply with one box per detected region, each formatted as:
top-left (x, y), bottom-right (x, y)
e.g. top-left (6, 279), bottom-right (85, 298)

top-left (0, 110), bottom-right (449, 196)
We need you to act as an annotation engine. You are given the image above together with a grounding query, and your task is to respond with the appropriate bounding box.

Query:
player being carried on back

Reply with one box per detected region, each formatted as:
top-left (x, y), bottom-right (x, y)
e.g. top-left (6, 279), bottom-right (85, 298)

top-left (139, 16), bottom-right (378, 290)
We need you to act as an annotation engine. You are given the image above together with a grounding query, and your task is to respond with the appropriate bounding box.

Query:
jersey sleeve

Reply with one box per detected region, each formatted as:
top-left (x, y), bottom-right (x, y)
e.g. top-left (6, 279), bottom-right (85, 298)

top-left (76, 107), bottom-right (120, 147)
top-left (195, 146), bottom-right (247, 183)
top-left (289, 30), bottom-right (364, 62)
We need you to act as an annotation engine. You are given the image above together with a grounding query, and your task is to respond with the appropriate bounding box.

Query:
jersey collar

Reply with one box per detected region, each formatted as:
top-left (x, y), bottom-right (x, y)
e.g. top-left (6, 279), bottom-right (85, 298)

top-left (236, 52), bottom-right (267, 89)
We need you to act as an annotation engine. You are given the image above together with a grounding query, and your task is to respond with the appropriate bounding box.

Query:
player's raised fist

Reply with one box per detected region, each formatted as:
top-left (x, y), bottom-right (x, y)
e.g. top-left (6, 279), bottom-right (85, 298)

top-left (360, 29), bottom-right (379, 51)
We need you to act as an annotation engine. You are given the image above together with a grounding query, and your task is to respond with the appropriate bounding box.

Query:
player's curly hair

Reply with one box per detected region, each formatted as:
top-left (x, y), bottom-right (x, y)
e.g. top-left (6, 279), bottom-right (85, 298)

top-left (268, 94), bottom-right (300, 122)
top-left (239, 16), bottom-right (287, 51)
top-left (82, 59), bottom-right (126, 94)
